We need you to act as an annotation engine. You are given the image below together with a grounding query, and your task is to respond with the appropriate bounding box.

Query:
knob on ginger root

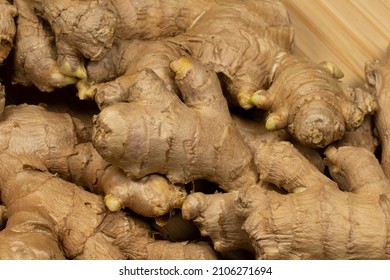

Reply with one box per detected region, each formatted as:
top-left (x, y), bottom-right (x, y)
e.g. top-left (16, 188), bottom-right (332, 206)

top-left (92, 57), bottom-right (258, 192)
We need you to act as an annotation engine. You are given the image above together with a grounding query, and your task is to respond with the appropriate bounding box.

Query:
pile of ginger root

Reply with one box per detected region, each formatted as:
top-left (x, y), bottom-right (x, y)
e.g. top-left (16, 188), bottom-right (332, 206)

top-left (0, 0), bottom-right (390, 260)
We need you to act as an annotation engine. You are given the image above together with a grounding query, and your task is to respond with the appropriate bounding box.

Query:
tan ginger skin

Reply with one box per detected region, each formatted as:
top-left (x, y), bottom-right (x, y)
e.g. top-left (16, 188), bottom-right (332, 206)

top-left (0, 0), bottom-right (17, 63)
top-left (366, 47), bottom-right (390, 178)
top-left (92, 57), bottom-right (258, 192)
top-left (71, 0), bottom-right (375, 148)
top-left (0, 104), bottom-right (186, 218)
top-left (0, 152), bottom-right (217, 260)
top-left (12, 0), bottom-right (215, 91)
top-left (249, 143), bottom-right (390, 259)
top-left (183, 142), bottom-right (390, 259)
top-left (10, 0), bottom-right (377, 147)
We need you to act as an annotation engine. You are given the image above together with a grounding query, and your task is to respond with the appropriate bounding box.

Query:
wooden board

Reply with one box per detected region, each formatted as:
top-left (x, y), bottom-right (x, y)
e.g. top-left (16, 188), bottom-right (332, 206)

top-left (283, 0), bottom-right (390, 87)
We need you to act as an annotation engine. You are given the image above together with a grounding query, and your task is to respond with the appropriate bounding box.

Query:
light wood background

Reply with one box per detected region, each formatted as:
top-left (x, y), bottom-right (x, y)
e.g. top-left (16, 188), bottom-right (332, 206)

top-left (283, 0), bottom-right (390, 87)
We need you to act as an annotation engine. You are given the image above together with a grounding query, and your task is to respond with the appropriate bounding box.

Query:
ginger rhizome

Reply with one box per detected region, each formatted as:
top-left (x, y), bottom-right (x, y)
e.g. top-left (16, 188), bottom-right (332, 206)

top-left (0, 152), bottom-right (216, 260)
top-left (250, 55), bottom-right (377, 148)
top-left (92, 57), bottom-right (258, 192)
top-left (182, 142), bottom-right (390, 259)
top-left (12, 0), bottom-right (216, 92)
top-left (366, 46), bottom-right (390, 177)
top-left (0, 104), bottom-right (186, 218)
top-left (0, 0), bottom-right (17, 63)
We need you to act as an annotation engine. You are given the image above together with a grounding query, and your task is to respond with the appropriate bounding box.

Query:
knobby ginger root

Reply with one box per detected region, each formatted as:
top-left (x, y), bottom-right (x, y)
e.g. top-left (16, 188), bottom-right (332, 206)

top-left (12, 0), bottom-right (216, 92)
top-left (235, 144), bottom-right (390, 259)
top-left (0, 204), bottom-right (6, 230)
top-left (92, 57), bottom-right (258, 192)
top-left (13, 0), bottom-right (78, 91)
top-left (250, 55), bottom-right (377, 148)
top-left (0, 104), bottom-right (186, 217)
top-left (182, 192), bottom-right (253, 254)
top-left (13, 0), bottom-right (117, 91)
top-left (0, 0), bottom-right (16, 63)
top-left (366, 46), bottom-right (390, 177)
top-left (233, 113), bottom-right (325, 173)
top-left (0, 153), bottom-right (217, 260)
top-left (79, 39), bottom-right (185, 103)
top-left (335, 115), bottom-right (378, 154)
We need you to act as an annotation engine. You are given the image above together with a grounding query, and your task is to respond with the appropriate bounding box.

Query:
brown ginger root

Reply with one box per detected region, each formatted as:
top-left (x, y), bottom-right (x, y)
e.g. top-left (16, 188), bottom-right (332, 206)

top-left (0, 204), bottom-right (6, 230)
top-left (92, 57), bottom-right (258, 192)
top-left (80, 0), bottom-right (374, 148)
top-left (0, 104), bottom-right (186, 218)
top-left (169, 0), bottom-right (294, 108)
top-left (233, 112), bottom-right (325, 172)
top-left (13, 0), bottom-right (78, 91)
top-left (250, 55), bottom-right (377, 148)
top-left (0, 152), bottom-right (217, 260)
top-left (79, 39), bottom-right (185, 103)
top-left (366, 46), bottom-right (390, 177)
top-left (0, 0), bottom-right (17, 64)
top-left (235, 144), bottom-right (390, 259)
top-left (13, 0), bottom-right (217, 92)
top-left (12, 0), bottom-right (117, 91)
top-left (335, 115), bottom-right (378, 154)
top-left (182, 192), bottom-right (253, 254)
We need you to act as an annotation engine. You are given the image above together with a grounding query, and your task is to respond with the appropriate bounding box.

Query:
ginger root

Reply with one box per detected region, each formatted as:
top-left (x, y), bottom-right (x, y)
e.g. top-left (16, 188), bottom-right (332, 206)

top-left (366, 46), bottom-right (390, 177)
top-left (92, 57), bottom-right (258, 192)
top-left (235, 144), bottom-right (390, 259)
top-left (0, 104), bottom-right (186, 218)
top-left (0, 152), bottom-right (217, 260)
top-left (0, 0), bottom-right (16, 63)
top-left (250, 56), bottom-right (377, 148)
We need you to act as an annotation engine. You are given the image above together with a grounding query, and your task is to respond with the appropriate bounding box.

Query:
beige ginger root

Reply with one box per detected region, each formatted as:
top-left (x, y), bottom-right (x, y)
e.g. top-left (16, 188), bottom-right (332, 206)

top-left (0, 0), bottom-right (17, 63)
top-left (92, 57), bottom-right (258, 192)
top-left (0, 152), bottom-right (217, 260)
top-left (79, 39), bottom-right (185, 103)
top-left (0, 204), bottom-right (6, 230)
top-left (74, 0), bottom-right (374, 148)
top-left (366, 46), bottom-right (390, 177)
top-left (12, 0), bottom-right (117, 91)
top-left (182, 191), bottom-right (253, 254)
top-left (182, 143), bottom-right (390, 259)
top-left (250, 55), bottom-right (377, 148)
top-left (0, 104), bottom-right (186, 217)
top-left (235, 143), bottom-right (390, 259)
top-left (12, 0), bottom-right (217, 91)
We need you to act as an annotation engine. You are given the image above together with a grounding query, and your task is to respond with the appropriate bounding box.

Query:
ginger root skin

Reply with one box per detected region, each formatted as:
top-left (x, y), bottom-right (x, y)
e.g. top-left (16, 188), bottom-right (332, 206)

top-left (182, 192), bottom-right (253, 254)
top-left (92, 58), bottom-right (258, 192)
top-left (0, 104), bottom-right (185, 218)
top-left (81, 39), bottom-right (185, 104)
top-left (251, 54), bottom-right (377, 148)
top-left (366, 46), bottom-right (390, 177)
top-left (0, 0), bottom-right (17, 64)
top-left (0, 153), bottom-right (217, 260)
top-left (236, 145), bottom-right (390, 259)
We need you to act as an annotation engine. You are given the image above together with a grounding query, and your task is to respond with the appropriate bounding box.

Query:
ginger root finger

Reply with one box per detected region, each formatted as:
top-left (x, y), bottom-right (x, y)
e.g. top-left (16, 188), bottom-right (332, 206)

top-left (0, 104), bottom-right (184, 217)
top-left (0, 0), bottom-right (17, 64)
top-left (182, 192), bottom-right (253, 254)
top-left (251, 55), bottom-right (377, 148)
top-left (92, 59), bottom-right (258, 192)
top-left (324, 146), bottom-right (390, 195)
top-left (82, 39), bottom-right (184, 105)
top-left (255, 141), bottom-right (334, 194)
top-left (0, 153), bottom-right (217, 260)
top-left (13, 0), bottom-right (77, 91)
top-left (365, 46), bottom-right (390, 177)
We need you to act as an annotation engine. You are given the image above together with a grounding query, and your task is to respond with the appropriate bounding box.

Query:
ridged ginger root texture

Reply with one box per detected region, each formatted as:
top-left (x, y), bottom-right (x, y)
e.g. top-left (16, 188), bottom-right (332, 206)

top-left (92, 57), bottom-right (258, 192)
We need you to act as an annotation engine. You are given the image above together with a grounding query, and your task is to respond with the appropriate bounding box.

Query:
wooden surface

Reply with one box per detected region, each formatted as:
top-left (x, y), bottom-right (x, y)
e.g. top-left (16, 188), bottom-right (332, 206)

top-left (283, 0), bottom-right (390, 87)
